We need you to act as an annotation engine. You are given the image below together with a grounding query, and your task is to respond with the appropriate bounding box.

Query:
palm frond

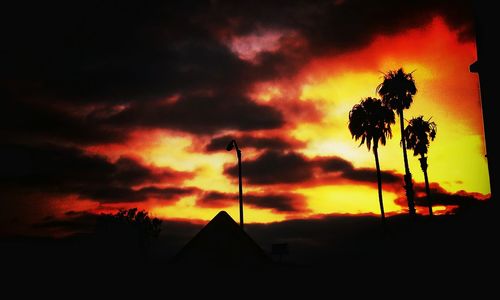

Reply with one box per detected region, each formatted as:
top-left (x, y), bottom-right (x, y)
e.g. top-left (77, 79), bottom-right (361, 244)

top-left (348, 97), bottom-right (395, 153)
top-left (404, 115), bottom-right (437, 157)
top-left (377, 68), bottom-right (417, 112)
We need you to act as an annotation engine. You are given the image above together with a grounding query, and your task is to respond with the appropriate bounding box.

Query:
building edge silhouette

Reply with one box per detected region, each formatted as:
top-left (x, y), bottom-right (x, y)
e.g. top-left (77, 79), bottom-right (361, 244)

top-left (471, 2), bottom-right (499, 201)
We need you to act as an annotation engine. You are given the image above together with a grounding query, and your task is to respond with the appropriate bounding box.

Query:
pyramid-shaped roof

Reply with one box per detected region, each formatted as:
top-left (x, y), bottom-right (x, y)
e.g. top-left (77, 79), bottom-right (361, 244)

top-left (172, 211), bottom-right (271, 267)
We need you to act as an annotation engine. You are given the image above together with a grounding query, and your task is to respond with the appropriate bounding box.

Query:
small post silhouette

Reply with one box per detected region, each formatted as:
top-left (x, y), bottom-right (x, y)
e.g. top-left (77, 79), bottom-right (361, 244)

top-left (272, 243), bottom-right (289, 263)
top-left (227, 140), bottom-right (244, 229)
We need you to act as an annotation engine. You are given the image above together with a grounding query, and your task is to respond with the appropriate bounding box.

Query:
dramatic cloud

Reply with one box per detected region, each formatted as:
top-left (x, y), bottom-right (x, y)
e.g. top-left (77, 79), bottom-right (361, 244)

top-left (105, 94), bottom-right (284, 134)
top-left (2, 1), bottom-right (474, 135)
top-left (224, 150), bottom-right (402, 187)
top-left (80, 186), bottom-right (197, 204)
top-left (197, 191), bottom-right (309, 213)
top-left (246, 193), bottom-right (309, 212)
top-left (395, 183), bottom-right (490, 212)
top-left (206, 0), bottom-right (474, 51)
top-left (205, 134), bottom-right (305, 152)
top-left (314, 156), bottom-right (354, 172)
top-left (0, 144), bottom-right (193, 203)
top-left (224, 151), bottom-right (314, 184)
top-left (196, 191), bottom-right (234, 208)
top-left (1, 97), bottom-right (125, 145)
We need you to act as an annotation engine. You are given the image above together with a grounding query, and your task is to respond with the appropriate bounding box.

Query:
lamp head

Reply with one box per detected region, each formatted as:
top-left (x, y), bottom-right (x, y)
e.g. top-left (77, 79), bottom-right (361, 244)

top-left (226, 140), bottom-right (235, 151)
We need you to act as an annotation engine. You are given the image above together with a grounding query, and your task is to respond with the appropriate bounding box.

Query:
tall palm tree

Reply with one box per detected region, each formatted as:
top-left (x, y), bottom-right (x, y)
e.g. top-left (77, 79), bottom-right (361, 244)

top-left (349, 97), bottom-right (395, 222)
top-left (377, 68), bottom-right (417, 216)
top-left (404, 116), bottom-right (437, 216)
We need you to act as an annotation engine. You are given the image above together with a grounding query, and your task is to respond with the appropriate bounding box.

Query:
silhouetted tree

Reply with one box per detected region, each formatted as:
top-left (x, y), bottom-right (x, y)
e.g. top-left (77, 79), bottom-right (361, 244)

top-left (377, 68), bottom-right (417, 216)
top-left (97, 208), bottom-right (162, 260)
top-left (404, 116), bottom-right (437, 216)
top-left (349, 97), bottom-right (395, 222)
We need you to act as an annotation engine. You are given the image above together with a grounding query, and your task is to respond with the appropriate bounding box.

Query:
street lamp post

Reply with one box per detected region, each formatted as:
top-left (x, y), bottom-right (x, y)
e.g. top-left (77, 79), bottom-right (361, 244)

top-left (226, 140), bottom-right (244, 229)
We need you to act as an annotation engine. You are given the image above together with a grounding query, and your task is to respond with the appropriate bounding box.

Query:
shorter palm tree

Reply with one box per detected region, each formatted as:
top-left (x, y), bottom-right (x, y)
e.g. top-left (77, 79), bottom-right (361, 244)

top-left (404, 116), bottom-right (437, 216)
top-left (349, 97), bottom-right (395, 222)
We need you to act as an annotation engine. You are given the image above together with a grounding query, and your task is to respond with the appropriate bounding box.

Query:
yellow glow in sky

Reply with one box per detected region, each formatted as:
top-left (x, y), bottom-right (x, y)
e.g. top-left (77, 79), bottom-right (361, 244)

top-left (152, 196), bottom-right (286, 223)
top-left (299, 185), bottom-right (401, 215)
top-left (86, 18), bottom-right (490, 224)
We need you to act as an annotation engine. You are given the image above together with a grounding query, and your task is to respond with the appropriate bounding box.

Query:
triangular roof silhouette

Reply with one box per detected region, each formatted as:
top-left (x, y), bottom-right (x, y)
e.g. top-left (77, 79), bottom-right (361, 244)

top-left (172, 211), bottom-right (271, 267)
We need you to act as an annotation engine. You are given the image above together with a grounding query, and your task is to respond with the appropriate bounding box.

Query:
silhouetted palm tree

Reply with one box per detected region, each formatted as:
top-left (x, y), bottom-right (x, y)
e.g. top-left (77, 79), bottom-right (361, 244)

top-left (404, 116), bottom-right (437, 216)
top-left (377, 68), bottom-right (417, 216)
top-left (349, 97), bottom-right (395, 222)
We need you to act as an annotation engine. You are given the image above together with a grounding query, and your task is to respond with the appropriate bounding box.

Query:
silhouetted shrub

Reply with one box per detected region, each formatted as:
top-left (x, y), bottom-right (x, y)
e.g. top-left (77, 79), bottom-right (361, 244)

top-left (96, 208), bottom-right (162, 261)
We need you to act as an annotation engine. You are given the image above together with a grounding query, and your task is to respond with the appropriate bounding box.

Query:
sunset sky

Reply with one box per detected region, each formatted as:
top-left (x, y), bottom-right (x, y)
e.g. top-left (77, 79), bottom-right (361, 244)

top-left (1, 0), bottom-right (490, 236)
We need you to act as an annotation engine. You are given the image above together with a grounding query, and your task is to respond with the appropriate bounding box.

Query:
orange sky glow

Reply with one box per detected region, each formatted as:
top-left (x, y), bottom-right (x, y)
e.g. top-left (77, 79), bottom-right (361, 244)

top-left (71, 17), bottom-right (491, 224)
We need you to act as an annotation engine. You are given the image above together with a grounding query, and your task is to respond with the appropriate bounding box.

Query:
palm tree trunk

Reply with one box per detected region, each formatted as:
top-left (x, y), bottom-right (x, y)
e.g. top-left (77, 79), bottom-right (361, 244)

top-left (419, 156), bottom-right (433, 216)
top-left (374, 146), bottom-right (386, 222)
top-left (399, 110), bottom-right (416, 216)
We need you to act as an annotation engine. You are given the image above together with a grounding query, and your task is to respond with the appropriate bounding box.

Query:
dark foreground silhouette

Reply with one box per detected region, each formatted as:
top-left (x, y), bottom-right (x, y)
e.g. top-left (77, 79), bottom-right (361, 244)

top-left (2, 201), bottom-right (498, 291)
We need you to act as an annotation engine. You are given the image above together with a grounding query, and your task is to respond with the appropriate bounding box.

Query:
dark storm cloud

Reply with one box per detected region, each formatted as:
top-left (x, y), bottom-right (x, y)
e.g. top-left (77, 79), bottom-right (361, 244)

top-left (81, 186), bottom-right (198, 203)
top-left (2, 0), bottom-right (303, 104)
top-left (197, 191), bottom-right (308, 213)
top-left (0, 144), bottom-right (193, 203)
top-left (197, 191), bottom-right (233, 208)
top-left (105, 94), bottom-right (284, 134)
top-left (2, 1), bottom-right (225, 102)
top-left (224, 150), bottom-right (402, 186)
top-left (2, 1), bottom-right (287, 141)
top-left (205, 134), bottom-right (304, 152)
top-left (1, 96), bottom-right (125, 145)
top-left (224, 151), bottom-right (314, 184)
top-left (396, 183), bottom-right (490, 212)
top-left (2, 1), bottom-right (474, 139)
top-left (302, 0), bottom-right (475, 51)
top-left (245, 193), bottom-right (309, 212)
top-left (314, 156), bottom-right (354, 172)
top-left (315, 156), bottom-right (401, 186)
top-left (5, 0), bottom-right (473, 97)
top-left (204, 0), bottom-right (474, 51)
